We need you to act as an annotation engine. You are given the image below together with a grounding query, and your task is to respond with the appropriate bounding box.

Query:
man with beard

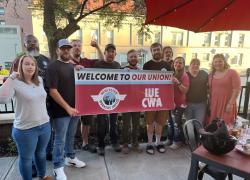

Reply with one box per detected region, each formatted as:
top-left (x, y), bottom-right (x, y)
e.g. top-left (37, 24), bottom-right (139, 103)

top-left (69, 39), bottom-right (103, 153)
top-left (93, 44), bottom-right (122, 156)
top-left (46, 39), bottom-right (86, 180)
top-left (143, 42), bottom-right (171, 155)
top-left (163, 46), bottom-right (174, 70)
top-left (9, 34), bottom-right (51, 178)
top-left (121, 49), bottom-right (142, 154)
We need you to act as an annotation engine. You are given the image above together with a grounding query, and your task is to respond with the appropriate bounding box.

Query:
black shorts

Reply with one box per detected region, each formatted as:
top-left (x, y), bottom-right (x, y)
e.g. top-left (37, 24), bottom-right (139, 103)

top-left (80, 115), bottom-right (94, 126)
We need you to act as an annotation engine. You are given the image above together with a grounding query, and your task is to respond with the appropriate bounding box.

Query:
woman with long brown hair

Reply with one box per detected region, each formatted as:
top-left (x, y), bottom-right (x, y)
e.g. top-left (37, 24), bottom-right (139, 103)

top-left (208, 54), bottom-right (241, 125)
top-left (0, 55), bottom-right (51, 180)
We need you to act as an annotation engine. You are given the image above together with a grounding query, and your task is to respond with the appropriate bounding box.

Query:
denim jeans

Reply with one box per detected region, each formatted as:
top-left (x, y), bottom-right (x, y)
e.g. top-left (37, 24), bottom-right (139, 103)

top-left (12, 122), bottom-right (51, 180)
top-left (46, 119), bottom-right (54, 155)
top-left (52, 116), bottom-right (79, 168)
top-left (185, 102), bottom-right (207, 125)
top-left (167, 107), bottom-right (185, 143)
top-left (96, 113), bottom-right (118, 147)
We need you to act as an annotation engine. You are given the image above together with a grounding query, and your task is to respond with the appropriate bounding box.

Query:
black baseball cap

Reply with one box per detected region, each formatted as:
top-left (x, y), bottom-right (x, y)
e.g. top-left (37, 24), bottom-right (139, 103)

top-left (105, 44), bottom-right (116, 51)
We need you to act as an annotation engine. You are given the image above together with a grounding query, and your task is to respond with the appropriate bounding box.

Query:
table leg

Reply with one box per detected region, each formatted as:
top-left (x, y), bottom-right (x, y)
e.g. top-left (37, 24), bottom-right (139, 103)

top-left (188, 155), bottom-right (199, 180)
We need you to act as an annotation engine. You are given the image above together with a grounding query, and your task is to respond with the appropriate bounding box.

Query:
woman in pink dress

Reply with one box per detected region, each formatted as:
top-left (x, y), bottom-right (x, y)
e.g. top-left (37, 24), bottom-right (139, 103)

top-left (208, 54), bottom-right (241, 125)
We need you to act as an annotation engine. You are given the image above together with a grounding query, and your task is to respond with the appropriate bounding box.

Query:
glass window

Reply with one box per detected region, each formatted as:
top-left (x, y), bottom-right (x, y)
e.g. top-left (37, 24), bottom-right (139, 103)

top-left (0, 7), bottom-right (4, 15)
top-left (137, 32), bottom-right (144, 46)
top-left (176, 53), bottom-right (186, 59)
top-left (0, 20), bottom-right (5, 25)
top-left (192, 53), bottom-right (198, 59)
top-left (230, 54), bottom-right (243, 65)
top-left (224, 33), bottom-right (232, 47)
top-left (202, 53), bottom-right (210, 61)
top-left (91, 29), bottom-right (99, 43)
top-left (203, 33), bottom-right (211, 47)
top-left (214, 33), bottom-right (221, 46)
top-left (0, 27), bottom-right (17, 34)
top-left (106, 30), bottom-right (114, 44)
top-left (238, 34), bottom-right (245, 48)
top-left (90, 52), bottom-right (97, 59)
top-left (171, 32), bottom-right (183, 46)
top-left (154, 32), bottom-right (161, 43)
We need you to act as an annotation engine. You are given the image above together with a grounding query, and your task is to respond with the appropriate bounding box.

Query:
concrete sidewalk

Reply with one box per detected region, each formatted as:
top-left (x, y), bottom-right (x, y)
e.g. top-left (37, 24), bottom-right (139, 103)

top-left (0, 145), bottom-right (243, 180)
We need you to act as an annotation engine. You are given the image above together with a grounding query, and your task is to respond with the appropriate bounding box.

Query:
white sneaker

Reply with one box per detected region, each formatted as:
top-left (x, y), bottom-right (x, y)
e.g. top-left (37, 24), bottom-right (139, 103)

top-left (169, 142), bottom-right (182, 150)
top-left (65, 157), bottom-right (86, 168)
top-left (53, 167), bottom-right (67, 180)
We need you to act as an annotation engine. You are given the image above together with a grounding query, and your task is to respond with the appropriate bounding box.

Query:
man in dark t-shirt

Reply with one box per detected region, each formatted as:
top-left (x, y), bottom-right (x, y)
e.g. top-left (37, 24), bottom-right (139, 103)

top-left (143, 42), bottom-right (171, 155)
top-left (69, 39), bottom-right (103, 153)
top-left (46, 39), bottom-right (86, 180)
top-left (93, 43), bottom-right (121, 156)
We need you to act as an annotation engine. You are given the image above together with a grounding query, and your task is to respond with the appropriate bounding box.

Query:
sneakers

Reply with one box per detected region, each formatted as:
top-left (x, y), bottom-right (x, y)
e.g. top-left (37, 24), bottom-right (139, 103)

top-left (81, 144), bottom-right (89, 151)
top-left (40, 176), bottom-right (53, 180)
top-left (164, 139), bottom-right (173, 146)
top-left (112, 143), bottom-right (122, 152)
top-left (82, 144), bottom-right (97, 153)
top-left (122, 144), bottom-right (129, 154)
top-left (155, 144), bottom-right (166, 153)
top-left (53, 167), bottom-right (67, 180)
top-left (65, 157), bottom-right (86, 168)
top-left (131, 144), bottom-right (143, 153)
top-left (97, 147), bottom-right (105, 156)
top-left (146, 144), bottom-right (154, 155)
top-left (169, 142), bottom-right (182, 150)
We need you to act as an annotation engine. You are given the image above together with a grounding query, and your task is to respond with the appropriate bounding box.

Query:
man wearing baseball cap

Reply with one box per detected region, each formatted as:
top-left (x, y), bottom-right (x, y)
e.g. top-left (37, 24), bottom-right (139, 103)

top-left (93, 43), bottom-right (122, 156)
top-left (46, 39), bottom-right (86, 180)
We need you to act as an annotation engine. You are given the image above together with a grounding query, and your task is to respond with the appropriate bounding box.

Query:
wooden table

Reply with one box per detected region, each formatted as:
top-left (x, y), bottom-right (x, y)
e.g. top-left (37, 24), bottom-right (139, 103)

top-left (188, 146), bottom-right (250, 180)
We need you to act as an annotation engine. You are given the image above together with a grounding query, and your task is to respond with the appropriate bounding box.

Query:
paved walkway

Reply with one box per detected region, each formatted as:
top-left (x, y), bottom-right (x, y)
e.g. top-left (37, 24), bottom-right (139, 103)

top-left (0, 145), bottom-right (243, 180)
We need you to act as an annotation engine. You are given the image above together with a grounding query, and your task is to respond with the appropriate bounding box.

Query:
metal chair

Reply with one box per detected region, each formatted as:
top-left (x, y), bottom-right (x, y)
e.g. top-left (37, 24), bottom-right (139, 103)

top-left (183, 119), bottom-right (233, 180)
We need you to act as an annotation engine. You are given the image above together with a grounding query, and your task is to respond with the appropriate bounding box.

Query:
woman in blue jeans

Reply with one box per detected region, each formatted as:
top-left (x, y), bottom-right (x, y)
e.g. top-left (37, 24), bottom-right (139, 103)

top-left (0, 55), bottom-right (52, 180)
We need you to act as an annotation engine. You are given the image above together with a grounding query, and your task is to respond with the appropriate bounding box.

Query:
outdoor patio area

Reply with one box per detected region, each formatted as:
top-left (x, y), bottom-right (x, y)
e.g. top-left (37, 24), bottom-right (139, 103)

top-left (0, 144), bottom-right (244, 180)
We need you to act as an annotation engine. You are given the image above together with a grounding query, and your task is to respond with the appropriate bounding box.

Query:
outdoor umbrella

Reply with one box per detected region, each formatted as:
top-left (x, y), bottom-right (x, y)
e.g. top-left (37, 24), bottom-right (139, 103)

top-left (145, 0), bottom-right (250, 32)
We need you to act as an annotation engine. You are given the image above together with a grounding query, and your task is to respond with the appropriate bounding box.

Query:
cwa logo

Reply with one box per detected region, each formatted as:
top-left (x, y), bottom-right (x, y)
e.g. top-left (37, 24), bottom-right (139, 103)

top-left (91, 87), bottom-right (126, 111)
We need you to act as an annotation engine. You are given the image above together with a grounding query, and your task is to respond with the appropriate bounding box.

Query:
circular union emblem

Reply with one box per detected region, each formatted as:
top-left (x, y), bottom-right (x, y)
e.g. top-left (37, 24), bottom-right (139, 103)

top-left (98, 87), bottom-right (121, 111)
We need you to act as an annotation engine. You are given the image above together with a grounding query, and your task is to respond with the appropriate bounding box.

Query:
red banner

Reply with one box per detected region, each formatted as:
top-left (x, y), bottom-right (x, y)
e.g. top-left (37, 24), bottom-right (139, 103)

top-left (75, 68), bottom-right (174, 115)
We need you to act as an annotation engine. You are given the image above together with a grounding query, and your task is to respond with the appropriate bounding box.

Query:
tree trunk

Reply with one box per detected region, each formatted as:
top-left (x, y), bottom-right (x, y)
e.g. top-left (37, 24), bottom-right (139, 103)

top-left (48, 38), bottom-right (58, 60)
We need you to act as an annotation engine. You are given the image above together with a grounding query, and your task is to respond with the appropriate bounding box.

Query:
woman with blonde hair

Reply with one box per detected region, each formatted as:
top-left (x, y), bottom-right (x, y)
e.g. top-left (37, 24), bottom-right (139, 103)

top-left (207, 54), bottom-right (241, 125)
top-left (0, 55), bottom-right (51, 180)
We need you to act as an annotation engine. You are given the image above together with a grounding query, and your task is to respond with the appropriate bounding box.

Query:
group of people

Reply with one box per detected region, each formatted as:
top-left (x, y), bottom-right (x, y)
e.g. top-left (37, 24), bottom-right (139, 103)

top-left (0, 34), bottom-right (241, 180)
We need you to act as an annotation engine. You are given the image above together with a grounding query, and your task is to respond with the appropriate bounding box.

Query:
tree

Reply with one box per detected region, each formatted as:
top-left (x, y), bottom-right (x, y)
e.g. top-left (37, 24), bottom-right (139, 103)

top-left (29, 0), bottom-right (147, 60)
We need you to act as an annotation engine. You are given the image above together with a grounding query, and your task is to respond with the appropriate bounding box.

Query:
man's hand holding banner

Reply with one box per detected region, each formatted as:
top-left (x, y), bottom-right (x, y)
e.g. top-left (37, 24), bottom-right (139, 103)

top-left (75, 68), bottom-right (174, 115)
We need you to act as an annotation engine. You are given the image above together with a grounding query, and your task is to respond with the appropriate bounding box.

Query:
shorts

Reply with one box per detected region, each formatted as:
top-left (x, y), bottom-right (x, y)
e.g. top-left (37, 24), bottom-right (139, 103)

top-left (80, 115), bottom-right (94, 126)
top-left (144, 110), bottom-right (168, 126)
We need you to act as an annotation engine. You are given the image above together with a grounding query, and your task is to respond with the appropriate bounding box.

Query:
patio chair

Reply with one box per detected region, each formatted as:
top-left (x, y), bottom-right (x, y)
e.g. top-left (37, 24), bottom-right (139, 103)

top-left (183, 119), bottom-right (233, 180)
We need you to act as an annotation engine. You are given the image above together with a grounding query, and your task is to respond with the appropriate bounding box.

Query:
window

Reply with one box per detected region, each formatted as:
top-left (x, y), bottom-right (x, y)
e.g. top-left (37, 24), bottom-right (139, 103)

top-left (0, 27), bottom-right (17, 34)
top-left (224, 33), bottom-right (232, 47)
top-left (192, 53), bottom-right (198, 59)
top-left (214, 33), bottom-right (221, 46)
top-left (91, 29), bottom-right (99, 43)
top-left (230, 54), bottom-right (243, 65)
top-left (171, 32), bottom-right (183, 46)
top-left (238, 34), bottom-right (245, 48)
top-left (90, 52), bottom-right (97, 59)
top-left (117, 53), bottom-right (127, 66)
top-left (0, 20), bottom-right (5, 25)
top-left (137, 32), bottom-right (144, 46)
top-left (154, 32), bottom-right (161, 43)
top-left (0, 7), bottom-right (4, 15)
top-left (203, 33), bottom-right (211, 47)
top-left (202, 53), bottom-right (210, 61)
top-left (176, 53), bottom-right (186, 59)
top-left (106, 30), bottom-right (114, 44)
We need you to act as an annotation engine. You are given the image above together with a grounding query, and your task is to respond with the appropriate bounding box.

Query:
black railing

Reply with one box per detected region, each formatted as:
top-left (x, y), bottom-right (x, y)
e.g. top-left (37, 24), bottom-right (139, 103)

top-left (238, 82), bottom-right (250, 119)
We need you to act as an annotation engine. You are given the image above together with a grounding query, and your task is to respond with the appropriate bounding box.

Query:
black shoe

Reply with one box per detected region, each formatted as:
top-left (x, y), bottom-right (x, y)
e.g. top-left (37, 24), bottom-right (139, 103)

top-left (32, 164), bottom-right (37, 177)
top-left (112, 143), bottom-right (121, 152)
top-left (155, 144), bottom-right (166, 153)
top-left (146, 144), bottom-right (154, 155)
top-left (88, 144), bottom-right (97, 153)
top-left (46, 153), bottom-right (52, 161)
top-left (81, 144), bottom-right (89, 151)
top-left (97, 147), bottom-right (105, 156)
